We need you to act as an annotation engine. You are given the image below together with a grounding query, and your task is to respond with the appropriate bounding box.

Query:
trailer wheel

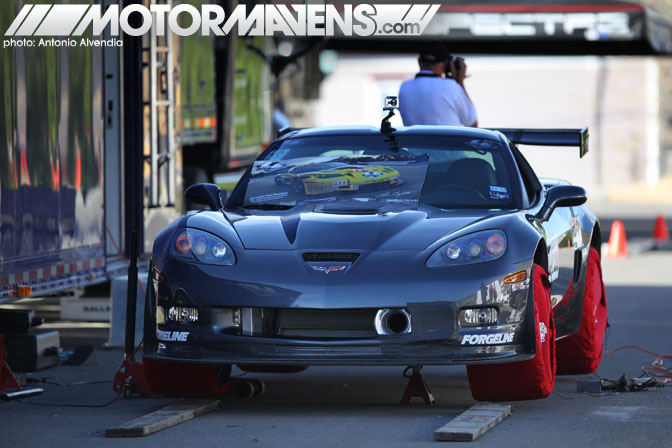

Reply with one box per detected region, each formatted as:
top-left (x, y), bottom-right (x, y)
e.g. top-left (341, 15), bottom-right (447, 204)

top-left (556, 247), bottom-right (608, 374)
top-left (467, 264), bottom-right (556, 401)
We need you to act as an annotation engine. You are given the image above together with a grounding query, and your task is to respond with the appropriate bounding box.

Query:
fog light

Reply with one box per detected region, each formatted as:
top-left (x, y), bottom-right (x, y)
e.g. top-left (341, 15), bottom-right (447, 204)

top-left (212, 308), bottom-right (241, 327)
top-left (460, 307), bottom-right (498, 326)
top-left (167, 306), bottom-right (199, 323)
top-left (156, 306), bottom-right (166, 324)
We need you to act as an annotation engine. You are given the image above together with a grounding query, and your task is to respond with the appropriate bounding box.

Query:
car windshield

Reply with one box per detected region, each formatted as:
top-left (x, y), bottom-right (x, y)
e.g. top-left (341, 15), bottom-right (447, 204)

top-left (236, 134), bottom-right (521, 211)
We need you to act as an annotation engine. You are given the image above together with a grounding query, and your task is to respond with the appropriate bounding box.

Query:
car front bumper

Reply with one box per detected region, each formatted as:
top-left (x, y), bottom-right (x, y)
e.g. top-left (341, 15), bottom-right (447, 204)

top-left (144, 336), bottom-right (534, 366)
top-left (145, 252), bottom-right (536, 366)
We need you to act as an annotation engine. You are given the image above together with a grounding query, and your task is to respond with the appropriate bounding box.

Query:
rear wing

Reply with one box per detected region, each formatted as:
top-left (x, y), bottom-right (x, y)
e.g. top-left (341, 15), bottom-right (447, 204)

top-left (488, 127), bottom-right (589, 158)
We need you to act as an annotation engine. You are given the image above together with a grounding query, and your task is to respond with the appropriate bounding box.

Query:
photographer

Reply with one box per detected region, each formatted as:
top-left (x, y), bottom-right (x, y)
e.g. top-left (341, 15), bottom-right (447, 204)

top-left (398, 41), bottom-right (477, 127)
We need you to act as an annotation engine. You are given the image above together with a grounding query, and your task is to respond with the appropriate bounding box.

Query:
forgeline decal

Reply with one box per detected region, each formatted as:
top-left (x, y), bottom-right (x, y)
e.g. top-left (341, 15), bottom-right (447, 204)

top-left (461, 333), bottom-right (514, 345)
top-left (156, 330), bottom-right (190, 342)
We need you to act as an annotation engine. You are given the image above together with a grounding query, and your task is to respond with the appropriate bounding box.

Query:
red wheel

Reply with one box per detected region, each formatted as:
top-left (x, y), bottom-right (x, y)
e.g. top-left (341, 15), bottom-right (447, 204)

top-left (142, 359), bottom-right (231, 397)
top-left (467, 264), bottom-right (556, 401)
top-left (556, 247), bottom-right (608, 374)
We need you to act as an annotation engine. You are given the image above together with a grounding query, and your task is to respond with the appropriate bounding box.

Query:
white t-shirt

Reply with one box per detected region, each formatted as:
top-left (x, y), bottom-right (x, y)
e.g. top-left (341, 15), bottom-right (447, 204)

top-left (398, 71), bottom-right (477, 127)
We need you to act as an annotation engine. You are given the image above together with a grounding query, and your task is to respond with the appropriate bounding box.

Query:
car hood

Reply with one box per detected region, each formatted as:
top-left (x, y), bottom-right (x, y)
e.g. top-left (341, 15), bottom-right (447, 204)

top-left (228, 208), bottom-right (508, 251)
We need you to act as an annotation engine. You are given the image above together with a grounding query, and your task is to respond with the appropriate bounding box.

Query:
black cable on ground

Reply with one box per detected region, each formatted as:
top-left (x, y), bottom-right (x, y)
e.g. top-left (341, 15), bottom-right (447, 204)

top-left (23, 377), bottom-right (113, 387)
top-left (16, 390), bottom-right (122, 408)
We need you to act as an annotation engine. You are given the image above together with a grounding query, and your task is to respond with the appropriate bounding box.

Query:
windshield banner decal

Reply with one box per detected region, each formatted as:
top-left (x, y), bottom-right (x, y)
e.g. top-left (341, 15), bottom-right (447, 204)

top-left (244, 154), bottom-right (429, 209)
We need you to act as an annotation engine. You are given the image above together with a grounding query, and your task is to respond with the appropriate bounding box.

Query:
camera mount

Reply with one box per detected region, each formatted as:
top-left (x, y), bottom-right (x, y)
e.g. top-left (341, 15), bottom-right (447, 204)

top-left (381, 96), bottom-right (398, 134)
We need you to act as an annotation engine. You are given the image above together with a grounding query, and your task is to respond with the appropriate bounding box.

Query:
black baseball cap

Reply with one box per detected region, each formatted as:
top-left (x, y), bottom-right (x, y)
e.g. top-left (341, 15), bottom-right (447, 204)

top-left (419, 40), bottom-right (449, 63)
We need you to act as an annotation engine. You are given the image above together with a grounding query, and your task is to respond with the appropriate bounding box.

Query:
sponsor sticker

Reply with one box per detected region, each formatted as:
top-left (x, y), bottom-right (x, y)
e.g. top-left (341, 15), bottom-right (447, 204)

top-left (249, 191), bottom-right (289, 203)
top-left (363, 171), bottom-right (384, 178)
top-left (256, 161), bottom-right (287, 173)
top-left (539, 322), bottom-right (548, 343)
top-left (461, 332), bottom-right (514, 346)
top-left (156, 330), bottom-right (190, 342)
top-left (307, 187), bottom-right (332, 194)
top-left (488, 185), bottom-right (510, 200)
top-left (465, 139), bottom-right (497, 149)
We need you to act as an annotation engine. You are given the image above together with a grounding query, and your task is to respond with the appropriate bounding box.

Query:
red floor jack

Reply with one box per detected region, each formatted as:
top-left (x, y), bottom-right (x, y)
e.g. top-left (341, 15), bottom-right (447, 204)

top-left (0, 334), bottom-right (44, 400)
top-left (400, 366), bottom-right (435, 405)
top-left (111, 231), bottom-right (153, 397)
top-left (112, 232), bottom-right (263, 399)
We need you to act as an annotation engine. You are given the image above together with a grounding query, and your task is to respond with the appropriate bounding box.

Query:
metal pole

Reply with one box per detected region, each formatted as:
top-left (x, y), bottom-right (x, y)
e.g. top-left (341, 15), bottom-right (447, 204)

top-left (123, 0), bottom-right (144, 258)
top-left (124, 231), bottom-right (139, 355)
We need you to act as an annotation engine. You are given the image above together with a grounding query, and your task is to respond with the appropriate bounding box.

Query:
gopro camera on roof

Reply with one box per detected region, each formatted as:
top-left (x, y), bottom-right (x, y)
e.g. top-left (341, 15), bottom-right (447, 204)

top-left (383, 96), bottom-right (399, 111)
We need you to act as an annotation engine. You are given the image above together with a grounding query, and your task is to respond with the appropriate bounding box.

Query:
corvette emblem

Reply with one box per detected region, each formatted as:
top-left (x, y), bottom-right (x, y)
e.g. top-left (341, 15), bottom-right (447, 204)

top-left (310, 265), bottom-right (347, 274)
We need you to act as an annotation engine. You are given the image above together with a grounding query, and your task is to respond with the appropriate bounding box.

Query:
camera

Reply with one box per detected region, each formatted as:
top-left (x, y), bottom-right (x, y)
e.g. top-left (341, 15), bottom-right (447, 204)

top-left (446, 55), bottom-right (461, 78)
top-left (383, 96), bottom-right (399, 111)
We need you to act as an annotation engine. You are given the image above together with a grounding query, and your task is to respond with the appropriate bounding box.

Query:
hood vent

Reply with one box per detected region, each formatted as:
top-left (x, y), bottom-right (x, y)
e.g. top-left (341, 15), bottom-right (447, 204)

top-left (302, 252), bottom-right (360, 263)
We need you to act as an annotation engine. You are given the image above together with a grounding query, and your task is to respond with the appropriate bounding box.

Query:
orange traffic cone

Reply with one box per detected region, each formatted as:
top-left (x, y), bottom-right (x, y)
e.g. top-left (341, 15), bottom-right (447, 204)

top-left (653, 214), bottom-right (670, 241)
top-left (607, 220), bottom-right (628, 259)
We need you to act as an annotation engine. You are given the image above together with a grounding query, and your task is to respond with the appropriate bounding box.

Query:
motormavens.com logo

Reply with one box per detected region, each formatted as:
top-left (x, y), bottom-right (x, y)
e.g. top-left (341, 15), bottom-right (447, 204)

top-left (4, 3), bottom-right (440, 37)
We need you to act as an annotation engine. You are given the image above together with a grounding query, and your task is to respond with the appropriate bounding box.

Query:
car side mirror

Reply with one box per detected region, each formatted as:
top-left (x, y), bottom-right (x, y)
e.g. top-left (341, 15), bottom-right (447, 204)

top-left (185, 183), bottom-right (222, 211)
top-left (536, 185), bottom-right (587, 221)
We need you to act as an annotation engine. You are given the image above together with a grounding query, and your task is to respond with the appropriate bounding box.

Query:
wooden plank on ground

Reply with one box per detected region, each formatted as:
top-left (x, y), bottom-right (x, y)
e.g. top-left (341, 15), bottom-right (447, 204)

top-left (434, 404), bottom-right (512, 442)
top-left (105, 399), bottom-right (221, 438)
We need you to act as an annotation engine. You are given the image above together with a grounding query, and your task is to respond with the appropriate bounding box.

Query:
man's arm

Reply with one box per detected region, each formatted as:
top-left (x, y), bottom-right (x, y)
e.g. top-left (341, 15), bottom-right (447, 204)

top-left (450, 58), bottom-right (478, 127)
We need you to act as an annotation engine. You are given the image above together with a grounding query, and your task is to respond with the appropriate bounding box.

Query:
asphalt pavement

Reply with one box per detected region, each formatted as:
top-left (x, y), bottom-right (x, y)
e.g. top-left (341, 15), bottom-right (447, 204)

top-left (2, 251), bottom-right (671, 447)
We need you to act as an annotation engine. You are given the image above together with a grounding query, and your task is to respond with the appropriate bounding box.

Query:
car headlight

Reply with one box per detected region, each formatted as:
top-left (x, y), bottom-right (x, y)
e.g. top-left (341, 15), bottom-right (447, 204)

top-left (427, 230), bottom-right (507, 267)
top-left (172, 228), bottom-right (236, 265)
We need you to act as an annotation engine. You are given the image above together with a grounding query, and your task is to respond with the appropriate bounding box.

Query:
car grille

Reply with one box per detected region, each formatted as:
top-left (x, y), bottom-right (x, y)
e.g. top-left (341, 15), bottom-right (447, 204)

top-left (275, 308), bottom-right (377, 339)
top-left (302, 252), bottom-right (360, 263)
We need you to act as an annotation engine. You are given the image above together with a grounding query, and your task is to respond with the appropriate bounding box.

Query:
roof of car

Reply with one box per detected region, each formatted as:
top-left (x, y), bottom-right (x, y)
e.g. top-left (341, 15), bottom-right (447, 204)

top-left (280, 125), bottom-right (509, 143)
